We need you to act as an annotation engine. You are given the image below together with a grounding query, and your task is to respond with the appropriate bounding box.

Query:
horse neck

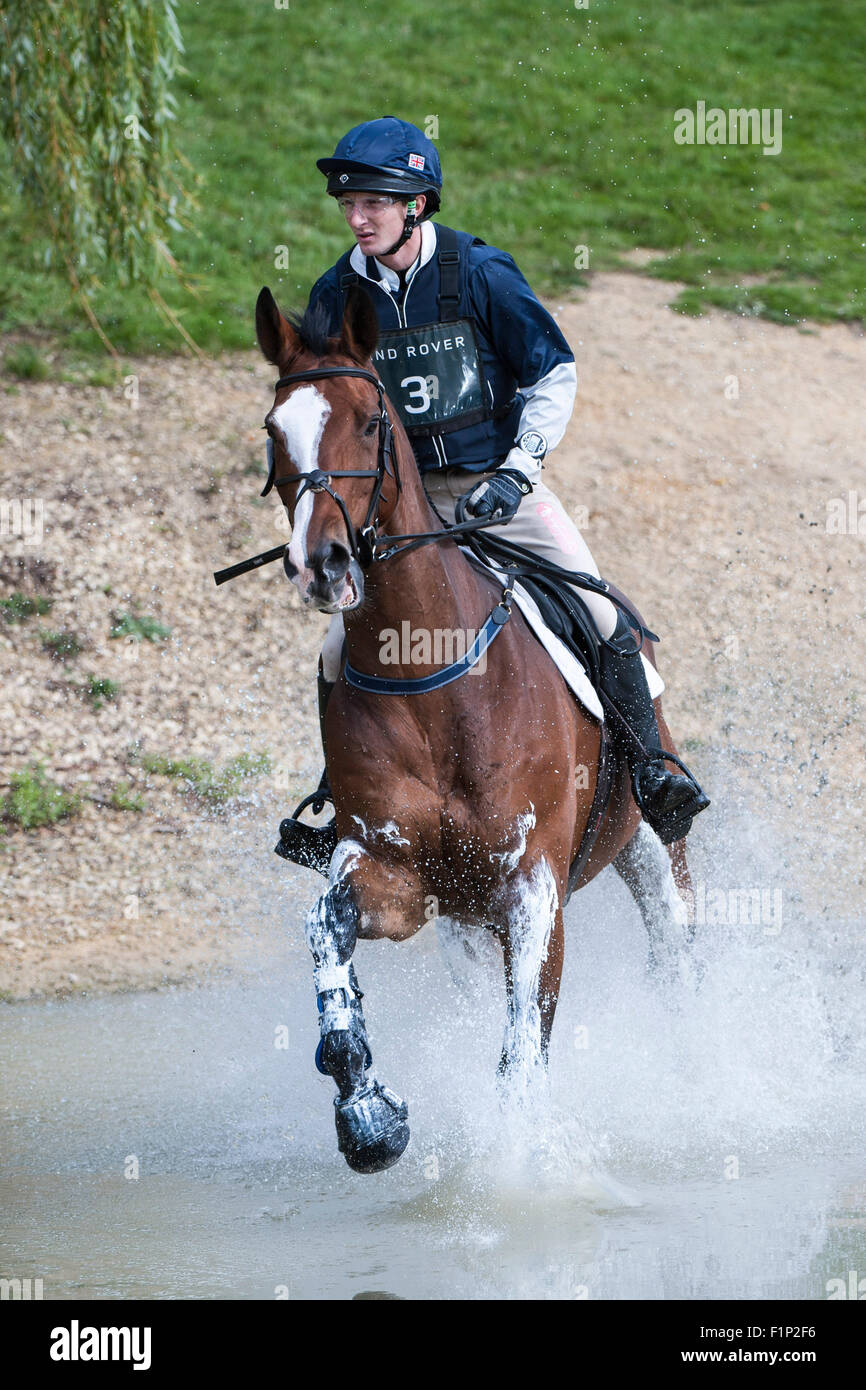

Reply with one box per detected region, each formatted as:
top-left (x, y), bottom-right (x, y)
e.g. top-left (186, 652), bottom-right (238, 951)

top-left (343, 426), bottom-right (482, 663)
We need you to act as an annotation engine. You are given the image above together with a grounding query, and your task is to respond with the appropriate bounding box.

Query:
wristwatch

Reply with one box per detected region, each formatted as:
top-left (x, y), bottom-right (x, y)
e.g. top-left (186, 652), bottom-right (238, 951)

top-left (517, 430), bottom-right (548, 462)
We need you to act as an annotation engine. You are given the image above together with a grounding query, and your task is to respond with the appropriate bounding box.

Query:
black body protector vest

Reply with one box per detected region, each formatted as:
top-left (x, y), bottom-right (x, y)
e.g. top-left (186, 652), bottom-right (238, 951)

top-left (335, 226), bottom-right (515, 447)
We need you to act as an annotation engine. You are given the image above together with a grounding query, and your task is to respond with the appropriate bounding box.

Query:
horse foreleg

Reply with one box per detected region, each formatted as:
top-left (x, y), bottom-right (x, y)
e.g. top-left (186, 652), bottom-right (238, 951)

top-left (496, 856), bottom-right (562, 1095)
top-left (304, 844), bottom-right (410, 1173)
top-left (613, 820), bottom-right (696, 985)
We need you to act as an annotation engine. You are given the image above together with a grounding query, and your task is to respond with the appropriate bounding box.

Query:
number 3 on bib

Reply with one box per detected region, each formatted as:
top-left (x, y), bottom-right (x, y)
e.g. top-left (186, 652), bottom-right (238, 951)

top-left (374, 319), bottom-right (488, 435)
top-left (400, 374), bottom-right (433, 414)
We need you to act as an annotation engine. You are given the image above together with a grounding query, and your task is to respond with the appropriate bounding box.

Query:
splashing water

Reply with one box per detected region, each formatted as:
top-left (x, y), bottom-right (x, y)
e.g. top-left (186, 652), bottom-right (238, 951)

top-left (2, 763), bottom-right (864, 1299)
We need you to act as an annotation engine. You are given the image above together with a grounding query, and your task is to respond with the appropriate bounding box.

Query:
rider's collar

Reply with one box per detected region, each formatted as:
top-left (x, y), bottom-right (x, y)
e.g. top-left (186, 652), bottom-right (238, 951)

top-left (349, 219), bottom-right (437, 292)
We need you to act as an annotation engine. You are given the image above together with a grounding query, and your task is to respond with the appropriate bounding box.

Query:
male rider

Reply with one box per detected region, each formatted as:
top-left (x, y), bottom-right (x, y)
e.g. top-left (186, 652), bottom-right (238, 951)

top-left (277, 117), bottom-right (708, 871)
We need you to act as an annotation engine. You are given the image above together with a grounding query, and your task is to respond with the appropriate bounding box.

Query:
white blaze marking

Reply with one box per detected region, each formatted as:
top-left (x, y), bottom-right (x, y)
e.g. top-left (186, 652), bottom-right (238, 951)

top-left (289, 490), bottom-right (315, 579)
top-left (272, 386), bottom-right (331, 576)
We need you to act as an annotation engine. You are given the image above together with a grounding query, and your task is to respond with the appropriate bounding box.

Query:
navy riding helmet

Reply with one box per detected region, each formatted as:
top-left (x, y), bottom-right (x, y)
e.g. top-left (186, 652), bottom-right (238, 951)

top-left (317, 117), bottom-right (442, 253)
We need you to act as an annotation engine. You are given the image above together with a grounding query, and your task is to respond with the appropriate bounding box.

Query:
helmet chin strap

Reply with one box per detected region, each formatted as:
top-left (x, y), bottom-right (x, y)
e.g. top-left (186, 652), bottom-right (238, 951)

top-left (382, 198), bottom-right (418, 256)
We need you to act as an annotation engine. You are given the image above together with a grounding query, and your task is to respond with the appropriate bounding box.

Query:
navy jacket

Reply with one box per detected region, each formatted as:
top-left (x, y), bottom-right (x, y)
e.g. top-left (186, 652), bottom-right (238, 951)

top-left (306, 223), bottom-right (574, 473)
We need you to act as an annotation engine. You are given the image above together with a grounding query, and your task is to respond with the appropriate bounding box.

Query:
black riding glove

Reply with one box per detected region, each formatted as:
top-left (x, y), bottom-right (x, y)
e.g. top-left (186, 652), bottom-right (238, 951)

top-left (462, 469), bottom-right (532, 523)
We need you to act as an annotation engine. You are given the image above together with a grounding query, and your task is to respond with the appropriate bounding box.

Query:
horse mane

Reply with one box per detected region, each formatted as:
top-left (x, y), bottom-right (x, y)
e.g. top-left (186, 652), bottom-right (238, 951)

top-left (287, 302), bottom-right (336, 360)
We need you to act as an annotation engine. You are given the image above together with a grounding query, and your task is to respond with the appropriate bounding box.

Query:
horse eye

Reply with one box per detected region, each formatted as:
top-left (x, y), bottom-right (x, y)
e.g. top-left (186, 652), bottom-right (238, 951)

top-left (364, 418), bottom-right (379, 437)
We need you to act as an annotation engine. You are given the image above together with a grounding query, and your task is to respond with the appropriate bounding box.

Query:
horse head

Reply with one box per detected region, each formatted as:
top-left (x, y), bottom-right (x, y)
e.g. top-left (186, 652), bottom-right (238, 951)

top-left (256, 284), bottom-right (399, 613)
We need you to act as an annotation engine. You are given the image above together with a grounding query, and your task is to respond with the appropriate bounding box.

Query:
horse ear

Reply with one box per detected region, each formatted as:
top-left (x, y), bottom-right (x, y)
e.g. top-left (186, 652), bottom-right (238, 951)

top-left (338, 283), bottom-right (379, 363)
top-left (256, 287), bottom-right (299, 367)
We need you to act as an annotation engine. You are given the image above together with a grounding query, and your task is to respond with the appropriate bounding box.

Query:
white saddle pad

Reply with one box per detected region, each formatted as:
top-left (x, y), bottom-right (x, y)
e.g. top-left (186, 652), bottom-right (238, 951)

top-left (462, 549), bottom-right (664, 723)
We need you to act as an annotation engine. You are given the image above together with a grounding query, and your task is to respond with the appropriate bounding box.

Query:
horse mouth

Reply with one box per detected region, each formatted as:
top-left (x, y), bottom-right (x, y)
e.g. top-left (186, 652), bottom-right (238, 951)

top-left (337, 573), bottom-right (359, 609)
top-left (313, 569), bottom-right (362, 613)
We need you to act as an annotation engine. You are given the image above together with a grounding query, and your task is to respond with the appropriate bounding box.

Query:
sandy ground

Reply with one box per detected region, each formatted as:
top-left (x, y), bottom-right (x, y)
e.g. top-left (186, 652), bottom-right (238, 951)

top-left (1, 269), bottom-right (864, 998)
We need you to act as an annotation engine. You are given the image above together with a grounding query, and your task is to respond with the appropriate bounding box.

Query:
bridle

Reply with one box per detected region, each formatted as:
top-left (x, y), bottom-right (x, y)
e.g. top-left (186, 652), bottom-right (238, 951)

top-left (213, 358), bottom-right (477, 587)
top-left (260, 365), bottom-right (400, 570)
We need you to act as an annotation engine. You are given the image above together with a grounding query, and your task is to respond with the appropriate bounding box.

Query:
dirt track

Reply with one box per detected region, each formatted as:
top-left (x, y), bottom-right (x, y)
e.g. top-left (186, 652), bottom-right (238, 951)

top-left (1, 270), bottom-right (864, 997)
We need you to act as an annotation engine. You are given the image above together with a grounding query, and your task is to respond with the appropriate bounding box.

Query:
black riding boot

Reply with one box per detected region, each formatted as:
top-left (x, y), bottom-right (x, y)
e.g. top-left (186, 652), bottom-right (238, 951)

top-left (274, 662), bottom-right (339, 874)
top-left (599, 612), bottom-right (710, 845)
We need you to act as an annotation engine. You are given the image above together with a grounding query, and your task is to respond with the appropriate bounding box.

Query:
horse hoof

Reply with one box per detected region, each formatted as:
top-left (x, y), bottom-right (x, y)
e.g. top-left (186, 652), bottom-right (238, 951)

top-left (334, 1080), bottom-right (410, 1174)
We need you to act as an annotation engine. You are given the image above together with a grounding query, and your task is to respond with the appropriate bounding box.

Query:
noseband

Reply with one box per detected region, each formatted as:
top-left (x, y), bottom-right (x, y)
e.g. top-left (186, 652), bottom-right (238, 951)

top-left (260, 366), bottom-right (400, 570)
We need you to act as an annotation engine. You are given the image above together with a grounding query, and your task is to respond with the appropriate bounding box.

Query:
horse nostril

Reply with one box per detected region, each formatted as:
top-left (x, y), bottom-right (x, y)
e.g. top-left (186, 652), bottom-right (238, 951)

top-left (315, 540), bottom-right (351, 585)
top-left (283, 552), bottom-right (299, 580)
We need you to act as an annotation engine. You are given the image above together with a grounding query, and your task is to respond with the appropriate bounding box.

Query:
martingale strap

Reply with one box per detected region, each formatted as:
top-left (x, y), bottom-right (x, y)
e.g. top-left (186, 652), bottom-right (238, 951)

top-left (344, 594), bottom-right (513, 694)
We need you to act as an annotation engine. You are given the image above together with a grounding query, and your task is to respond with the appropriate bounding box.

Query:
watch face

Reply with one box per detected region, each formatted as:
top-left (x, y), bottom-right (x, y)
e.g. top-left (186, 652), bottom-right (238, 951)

top-left (519, 431), bottom-right (547, 460)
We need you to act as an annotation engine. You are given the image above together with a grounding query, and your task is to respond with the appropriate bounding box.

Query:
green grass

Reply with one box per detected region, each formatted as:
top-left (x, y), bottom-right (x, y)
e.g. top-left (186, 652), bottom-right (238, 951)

top-left (1, 762), bottom-right (81, 830)
top-left (0, 350), bottom-right (125, 386)
top-left (80, 361), bottom-right (123, 388)
top-left (1, 591), bottom-right (53, 623)
top-left (109, 612), bottom-right (171, 643)
top-left (2, 342), bottom-right (51, 379)
top-left (40, 629), bottom-right (84, 661)
top-left (108, 780), bottom-right (146, 813)
top-left (0, 0), bottom-right (862, 353)
top-left (84, 676), bottom-right (120, 711)
top-left (137, 751), bottom-right (271, 807)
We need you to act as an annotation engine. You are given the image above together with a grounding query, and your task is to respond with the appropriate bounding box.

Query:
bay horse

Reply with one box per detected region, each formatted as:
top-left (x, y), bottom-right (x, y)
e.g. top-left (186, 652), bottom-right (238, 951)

top-left (254, 283), bottom-right (696, 1174)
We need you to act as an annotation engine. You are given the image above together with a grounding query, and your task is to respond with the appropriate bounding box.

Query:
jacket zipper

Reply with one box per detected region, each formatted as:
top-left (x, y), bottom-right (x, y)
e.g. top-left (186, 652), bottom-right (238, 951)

top-left (363, 273), bottom-right (402, 327)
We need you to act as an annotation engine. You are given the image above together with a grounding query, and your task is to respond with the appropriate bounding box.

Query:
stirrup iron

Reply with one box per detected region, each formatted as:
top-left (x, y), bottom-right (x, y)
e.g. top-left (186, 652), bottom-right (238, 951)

top-left (275, 785), bottom-right (337, 875)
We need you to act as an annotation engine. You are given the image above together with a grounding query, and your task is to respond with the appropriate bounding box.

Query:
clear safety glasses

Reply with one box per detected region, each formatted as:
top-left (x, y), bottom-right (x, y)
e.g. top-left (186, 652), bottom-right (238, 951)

top-left (335, 195), bottom-right (400, 216)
